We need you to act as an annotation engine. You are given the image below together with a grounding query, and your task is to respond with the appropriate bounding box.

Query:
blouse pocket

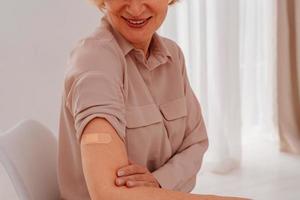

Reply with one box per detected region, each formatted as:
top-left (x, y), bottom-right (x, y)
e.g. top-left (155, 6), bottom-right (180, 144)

top-left (125, 104), bottom-right (172, 168)
top-left (159, 96), bottom-right (188, 152)
top-left (126, 104), bottom-right (162, 128)
top-left (159, 96), bottom-right (187, 121)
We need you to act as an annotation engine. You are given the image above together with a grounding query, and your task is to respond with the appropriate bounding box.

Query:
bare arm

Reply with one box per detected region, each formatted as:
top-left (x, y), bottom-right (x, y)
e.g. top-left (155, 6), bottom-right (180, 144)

top-left (80, 117), bottom-right (247, 200)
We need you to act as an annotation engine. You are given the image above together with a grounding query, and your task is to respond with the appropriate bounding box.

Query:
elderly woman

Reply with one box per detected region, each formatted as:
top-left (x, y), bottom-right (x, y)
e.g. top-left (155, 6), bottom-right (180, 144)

top-left (58, 0), bottom-right (246, 199)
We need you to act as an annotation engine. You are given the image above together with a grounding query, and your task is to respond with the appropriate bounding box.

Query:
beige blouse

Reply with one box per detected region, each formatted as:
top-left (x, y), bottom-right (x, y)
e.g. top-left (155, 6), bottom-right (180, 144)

top-left (58, 15), bottom-right (208, 200)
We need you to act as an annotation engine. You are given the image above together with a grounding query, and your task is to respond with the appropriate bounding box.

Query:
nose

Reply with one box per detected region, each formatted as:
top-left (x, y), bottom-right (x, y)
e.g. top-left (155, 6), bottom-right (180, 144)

top-left (126, 0), bottom-right (146, 17)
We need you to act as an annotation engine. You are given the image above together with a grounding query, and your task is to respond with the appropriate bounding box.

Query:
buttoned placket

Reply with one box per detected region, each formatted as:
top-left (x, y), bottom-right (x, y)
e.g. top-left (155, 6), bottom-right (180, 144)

top-left (130, 51), bottom-right (173, 140)
top-left (131, 51), bottom-right (159, 106)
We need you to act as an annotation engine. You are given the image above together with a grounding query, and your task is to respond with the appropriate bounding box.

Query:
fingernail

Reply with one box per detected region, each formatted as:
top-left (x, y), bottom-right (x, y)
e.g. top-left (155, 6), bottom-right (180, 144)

top-left (118, 170), bottom-right (125, 176)
top-left (117, 179), bottom-right (124, 185)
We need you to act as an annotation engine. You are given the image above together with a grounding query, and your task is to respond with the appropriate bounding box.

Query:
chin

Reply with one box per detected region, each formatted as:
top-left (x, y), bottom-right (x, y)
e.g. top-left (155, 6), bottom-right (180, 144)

top-left (120, 25), bottom-right (153, 44)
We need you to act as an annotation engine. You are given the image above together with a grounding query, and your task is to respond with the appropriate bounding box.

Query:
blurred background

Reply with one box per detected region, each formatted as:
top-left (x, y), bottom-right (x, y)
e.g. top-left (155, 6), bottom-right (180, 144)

top-left (0, 0), bottom-right (299, 199)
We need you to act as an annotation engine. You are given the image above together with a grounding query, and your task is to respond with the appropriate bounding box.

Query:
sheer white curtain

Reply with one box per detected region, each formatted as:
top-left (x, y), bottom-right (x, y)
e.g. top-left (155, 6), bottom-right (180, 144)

top-left (240, 0), bottom-right (277, 137)
top-left (159, 0), bottom-right (277, 173)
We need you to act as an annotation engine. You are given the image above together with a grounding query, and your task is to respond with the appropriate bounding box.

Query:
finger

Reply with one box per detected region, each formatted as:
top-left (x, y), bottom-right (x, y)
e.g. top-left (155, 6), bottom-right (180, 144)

top-left (115, 178), bottom-right (126, 186)
top-left (116, 173), bottom-right (157, 187)
top-left (117, 174), bottom-right (148, 183)
top-left (117, 164), bottom-right (148, 176)
top-left (126, 180), bottom-right (155, 188)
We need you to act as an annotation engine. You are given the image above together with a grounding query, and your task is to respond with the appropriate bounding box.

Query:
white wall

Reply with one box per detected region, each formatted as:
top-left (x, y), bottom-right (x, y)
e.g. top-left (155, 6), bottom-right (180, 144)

top-left (0, 0), bottom-right (102, 136)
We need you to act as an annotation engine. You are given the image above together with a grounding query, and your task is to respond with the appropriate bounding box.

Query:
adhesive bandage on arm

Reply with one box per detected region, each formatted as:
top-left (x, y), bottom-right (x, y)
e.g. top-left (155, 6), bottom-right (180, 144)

top-left (81, 132), bottom-right (113, 145)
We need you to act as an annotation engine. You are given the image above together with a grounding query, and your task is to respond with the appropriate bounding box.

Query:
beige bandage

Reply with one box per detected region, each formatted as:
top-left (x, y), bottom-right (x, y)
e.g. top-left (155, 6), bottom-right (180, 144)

top-left (82, 132), bottom-right (112, 145)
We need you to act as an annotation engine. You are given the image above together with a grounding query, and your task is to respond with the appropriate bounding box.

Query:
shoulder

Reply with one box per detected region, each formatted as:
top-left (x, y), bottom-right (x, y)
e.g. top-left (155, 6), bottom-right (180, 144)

top-left (65, 30), bottom-right (123, 81)
top-left (63, 30), bottom-right (124, 94)
top-left (68, 28), bottom-right (122, 72)
top-left (158, 35), bottom-right (186, 75)
top-left (159, 35), bottom-right (185, 60)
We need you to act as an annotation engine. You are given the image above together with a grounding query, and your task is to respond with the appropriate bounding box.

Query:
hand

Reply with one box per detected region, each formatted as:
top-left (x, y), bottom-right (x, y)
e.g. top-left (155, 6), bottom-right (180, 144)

top-left (115, 159), bottom-right (161, 188)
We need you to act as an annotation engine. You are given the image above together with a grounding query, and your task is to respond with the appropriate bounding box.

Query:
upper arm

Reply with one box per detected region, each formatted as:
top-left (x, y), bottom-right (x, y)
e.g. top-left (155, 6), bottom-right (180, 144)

top-left (64, 40), bottom-right (126, 144)
top-left (80, 117), bottom-right (129, 199)
top-left (79, 118), bottom-right (200, 200)
top-left (64, 39), bottom-right (129, 198)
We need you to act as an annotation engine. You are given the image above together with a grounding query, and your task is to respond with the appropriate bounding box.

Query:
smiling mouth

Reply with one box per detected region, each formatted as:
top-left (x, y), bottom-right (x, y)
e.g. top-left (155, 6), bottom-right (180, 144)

top-left (122, 16), bottom-right (152, 28)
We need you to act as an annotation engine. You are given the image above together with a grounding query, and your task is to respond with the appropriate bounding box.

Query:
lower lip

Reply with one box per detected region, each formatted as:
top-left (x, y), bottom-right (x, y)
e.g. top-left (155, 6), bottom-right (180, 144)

top-left (123, 17), bottom-right (151, 29)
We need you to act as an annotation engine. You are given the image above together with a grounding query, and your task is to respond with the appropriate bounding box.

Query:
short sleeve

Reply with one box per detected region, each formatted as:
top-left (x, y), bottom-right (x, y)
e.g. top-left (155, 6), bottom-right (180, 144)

top-left (66, 71), bottom-right (126, 144)
top-left (64, 40), bottom-right (126, 144)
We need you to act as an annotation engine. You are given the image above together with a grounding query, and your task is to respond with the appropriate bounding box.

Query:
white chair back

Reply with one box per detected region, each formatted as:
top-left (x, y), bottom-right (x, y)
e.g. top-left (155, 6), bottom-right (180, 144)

top-left (0, 119), bottom-right (60, 200)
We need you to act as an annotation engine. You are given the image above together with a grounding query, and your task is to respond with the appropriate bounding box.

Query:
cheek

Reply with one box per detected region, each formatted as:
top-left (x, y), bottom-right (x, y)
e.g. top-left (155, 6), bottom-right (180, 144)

top-left (154, 4), bottom-right (168, 20)
top-left (153, 8), bottom-right (168, 28)
top-left (105, 3), bottom-right (124, 20)
top-left (106, 11), bottom-right (123, 28)
top-left (160, 7), bottom-right (169, 19)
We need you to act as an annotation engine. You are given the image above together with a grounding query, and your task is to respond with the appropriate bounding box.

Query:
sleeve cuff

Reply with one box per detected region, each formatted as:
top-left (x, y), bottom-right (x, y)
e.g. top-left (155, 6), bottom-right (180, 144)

top-left (75, 112), bottom-right (126, 145)
top-left (151, 166), bottom-right (179, 191)
top-left (152, 169), bottom-right (197, 193)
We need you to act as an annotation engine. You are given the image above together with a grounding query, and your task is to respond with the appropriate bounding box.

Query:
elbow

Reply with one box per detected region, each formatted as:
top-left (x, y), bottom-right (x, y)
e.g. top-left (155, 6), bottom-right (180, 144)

top-left (197, 136), bottom-right (209, 155)
top-left (196, 138), bottom-right (209, 169)
top-left (203, 137), bottom-right (209, 152)
top-left (175, 175), bottom-right (197, 193)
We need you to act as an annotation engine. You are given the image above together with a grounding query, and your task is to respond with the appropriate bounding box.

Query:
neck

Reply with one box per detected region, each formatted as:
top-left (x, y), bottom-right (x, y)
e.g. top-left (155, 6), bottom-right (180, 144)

top-left (132, 37), bottom-right (152, 59)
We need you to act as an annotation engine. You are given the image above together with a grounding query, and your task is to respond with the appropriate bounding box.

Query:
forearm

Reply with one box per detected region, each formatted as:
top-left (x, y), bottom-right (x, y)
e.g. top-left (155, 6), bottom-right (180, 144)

top-left (100, 185), bottom-right (243, 200)
top-left (101, 185), bottom-right (200, 200)
top-left (82, 144), bottom-right (200, 200)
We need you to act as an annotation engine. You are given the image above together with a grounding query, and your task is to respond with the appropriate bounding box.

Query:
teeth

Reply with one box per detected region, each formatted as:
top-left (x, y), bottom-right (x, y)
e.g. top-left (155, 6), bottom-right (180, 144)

top-left (127, 19), bottom-right (146, 25)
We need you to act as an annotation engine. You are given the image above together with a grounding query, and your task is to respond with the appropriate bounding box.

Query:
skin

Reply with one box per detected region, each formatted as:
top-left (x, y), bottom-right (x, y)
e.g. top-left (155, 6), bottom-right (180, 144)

top-left (103, 0), bottom-right (170, 58)
top-left (115, 159), bottom-right (161, 188)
